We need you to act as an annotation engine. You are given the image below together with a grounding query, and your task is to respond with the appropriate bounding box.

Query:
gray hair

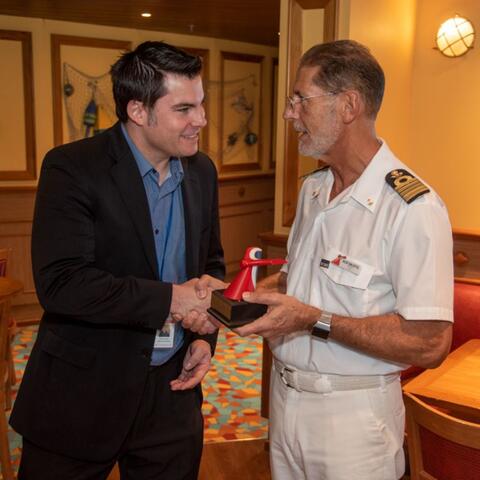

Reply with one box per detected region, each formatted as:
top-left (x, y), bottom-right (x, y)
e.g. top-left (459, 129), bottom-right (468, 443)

top-left (299, 40), bottom-right (385, 118)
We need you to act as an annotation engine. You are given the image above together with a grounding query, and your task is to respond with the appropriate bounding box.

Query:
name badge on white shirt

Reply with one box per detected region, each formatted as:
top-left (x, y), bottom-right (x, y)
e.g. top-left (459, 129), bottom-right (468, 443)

top-left (338, 257), bottom-right (361, 276)
top-left (154, 320), bottom-right (175, 348)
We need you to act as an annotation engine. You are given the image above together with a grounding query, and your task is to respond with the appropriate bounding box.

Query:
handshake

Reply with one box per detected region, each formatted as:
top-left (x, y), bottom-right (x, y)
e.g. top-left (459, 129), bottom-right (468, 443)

top-left (170, 274), bottom-right (228, 335)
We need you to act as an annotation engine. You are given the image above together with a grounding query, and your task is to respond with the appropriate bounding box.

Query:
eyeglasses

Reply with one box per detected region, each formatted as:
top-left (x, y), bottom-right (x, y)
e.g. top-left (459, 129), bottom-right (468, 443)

top-left (285, 92), bottom-right (336, 111)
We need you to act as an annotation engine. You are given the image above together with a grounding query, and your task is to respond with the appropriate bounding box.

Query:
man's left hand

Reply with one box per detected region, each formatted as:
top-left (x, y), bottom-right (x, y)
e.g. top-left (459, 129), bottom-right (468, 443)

top-left (234, 291), bottom-right (319, 339)
top-left (170, 340), bottom-right (212, 390)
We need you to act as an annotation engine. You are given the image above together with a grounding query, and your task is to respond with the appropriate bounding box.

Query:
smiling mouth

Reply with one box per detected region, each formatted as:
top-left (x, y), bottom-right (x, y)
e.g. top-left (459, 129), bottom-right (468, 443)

top-left (181, 134), bottom-right (199, 140)
top-left (294, 123), bottom-right (307, 139)
top-left (297, 131), bottom-right (308, 140)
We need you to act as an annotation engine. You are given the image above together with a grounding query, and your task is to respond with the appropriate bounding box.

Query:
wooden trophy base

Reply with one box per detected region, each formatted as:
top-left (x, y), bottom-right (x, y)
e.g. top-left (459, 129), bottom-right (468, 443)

top-left (208, 289), bottom-right (267, 328)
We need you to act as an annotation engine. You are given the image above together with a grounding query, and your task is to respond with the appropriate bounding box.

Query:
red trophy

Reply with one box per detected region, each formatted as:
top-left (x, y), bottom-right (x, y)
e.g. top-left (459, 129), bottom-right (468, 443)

top-left (208, 247), bottom-right (286, 328)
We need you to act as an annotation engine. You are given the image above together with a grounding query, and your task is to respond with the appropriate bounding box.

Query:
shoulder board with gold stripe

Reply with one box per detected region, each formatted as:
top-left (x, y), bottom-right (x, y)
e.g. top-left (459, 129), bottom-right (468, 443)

top-left (300, 164), bottom-right (329, 179)
top-left (385, 169), bottom-right (430, 204)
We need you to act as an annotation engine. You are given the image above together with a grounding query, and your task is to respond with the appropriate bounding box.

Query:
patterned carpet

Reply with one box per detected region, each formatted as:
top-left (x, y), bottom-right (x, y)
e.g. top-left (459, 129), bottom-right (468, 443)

top-left (5, 325), bottom-right (268, 475)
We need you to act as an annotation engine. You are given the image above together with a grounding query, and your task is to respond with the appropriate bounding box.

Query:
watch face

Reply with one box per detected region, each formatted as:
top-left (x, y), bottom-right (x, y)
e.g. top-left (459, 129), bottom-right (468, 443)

top-left (311, 324), bottom-right (329, 340)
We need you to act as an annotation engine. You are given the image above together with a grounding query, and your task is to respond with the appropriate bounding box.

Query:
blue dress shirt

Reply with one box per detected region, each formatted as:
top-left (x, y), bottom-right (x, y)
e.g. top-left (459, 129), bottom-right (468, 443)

top-left (122, 125), bottom-right (186, 365)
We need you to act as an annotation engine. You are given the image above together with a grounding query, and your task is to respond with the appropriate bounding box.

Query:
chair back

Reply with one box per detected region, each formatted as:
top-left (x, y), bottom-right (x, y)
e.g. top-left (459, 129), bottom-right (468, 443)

top-left (404, 392), bottom-right (480, 480)
top-left (0, 249), bottom-right (8, 278)
top-left (0, 300), bottom-right (8, 384)
top-left (0, 298), bottom-right (13, 480)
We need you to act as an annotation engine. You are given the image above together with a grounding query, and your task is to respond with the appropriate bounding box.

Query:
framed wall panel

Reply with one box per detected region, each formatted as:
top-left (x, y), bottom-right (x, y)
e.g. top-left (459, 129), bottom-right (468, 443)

top-left (0, 30), bottom-right (36, 180)
top-left (51, 35), bottom-right (131, 146)
top-left (219, 52), bottom-right (264, 173)
top-left (282, 0), bottom-right (337, 227)
top-left (270, 57), bottom-right (279, 169)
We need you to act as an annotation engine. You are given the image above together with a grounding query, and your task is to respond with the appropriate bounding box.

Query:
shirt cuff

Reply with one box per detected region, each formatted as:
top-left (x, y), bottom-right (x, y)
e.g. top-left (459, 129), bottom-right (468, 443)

top-left (397, 306), bottom-right (453, 322)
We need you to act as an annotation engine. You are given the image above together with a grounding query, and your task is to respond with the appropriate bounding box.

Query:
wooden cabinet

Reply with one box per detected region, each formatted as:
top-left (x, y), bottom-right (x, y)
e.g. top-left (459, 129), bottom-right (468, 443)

top-left (219, 175), bottom-right (275, 279)
top-left (0, 187), bottom-right (36, 307)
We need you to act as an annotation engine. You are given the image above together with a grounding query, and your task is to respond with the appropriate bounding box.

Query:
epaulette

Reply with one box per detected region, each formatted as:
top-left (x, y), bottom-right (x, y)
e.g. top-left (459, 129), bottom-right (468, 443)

top-left (385, 169), bottom-right (430, 204)
top-left (300, 164), bottom-right (329, 179)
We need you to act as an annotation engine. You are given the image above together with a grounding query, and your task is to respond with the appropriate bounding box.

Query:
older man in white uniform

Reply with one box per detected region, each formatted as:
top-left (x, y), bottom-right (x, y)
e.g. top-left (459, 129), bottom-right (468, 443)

top-left (236, 40), bottom-right (453, 480)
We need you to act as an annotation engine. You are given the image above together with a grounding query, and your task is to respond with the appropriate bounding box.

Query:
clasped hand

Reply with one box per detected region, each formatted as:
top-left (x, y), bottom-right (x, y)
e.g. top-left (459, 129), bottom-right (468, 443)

top-left (170, 275), bottom-right (228, 335)
top-left (234, 290), bottom-right (320, 340)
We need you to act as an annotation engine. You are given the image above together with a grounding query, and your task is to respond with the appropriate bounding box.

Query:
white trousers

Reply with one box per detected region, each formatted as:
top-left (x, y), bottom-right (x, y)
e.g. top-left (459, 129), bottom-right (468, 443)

top-left (269, 365), bottom-right (406, 480)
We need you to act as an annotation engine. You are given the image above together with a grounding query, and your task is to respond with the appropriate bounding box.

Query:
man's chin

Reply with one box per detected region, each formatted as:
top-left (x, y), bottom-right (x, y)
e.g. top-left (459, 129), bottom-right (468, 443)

top-left (179, 145), bottom-right (200, 158)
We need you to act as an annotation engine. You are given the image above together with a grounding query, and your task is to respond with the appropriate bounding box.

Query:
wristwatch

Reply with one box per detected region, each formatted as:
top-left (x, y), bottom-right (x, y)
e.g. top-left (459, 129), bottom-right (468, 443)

top-left (311, 311), bottom-right (333, 340)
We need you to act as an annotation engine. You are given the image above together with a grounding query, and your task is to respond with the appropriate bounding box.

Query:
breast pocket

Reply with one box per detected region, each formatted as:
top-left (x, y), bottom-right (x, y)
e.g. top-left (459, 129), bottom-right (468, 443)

top-left (319, 246), bottom-right (375, 290)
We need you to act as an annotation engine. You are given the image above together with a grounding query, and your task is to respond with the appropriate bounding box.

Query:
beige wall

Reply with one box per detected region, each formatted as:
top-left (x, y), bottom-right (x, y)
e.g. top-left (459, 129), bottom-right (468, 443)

top-left (410, 0), bottom-right (480, 230)
top-left (0, 15), bottom-right (278, 188)
top-left (344, 0), bottom-right (417, 163)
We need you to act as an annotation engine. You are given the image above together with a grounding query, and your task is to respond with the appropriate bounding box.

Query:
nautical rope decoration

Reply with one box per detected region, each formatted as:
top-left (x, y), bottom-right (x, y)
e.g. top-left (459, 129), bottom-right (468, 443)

top-left (62, 63), bottom-right (117, 141)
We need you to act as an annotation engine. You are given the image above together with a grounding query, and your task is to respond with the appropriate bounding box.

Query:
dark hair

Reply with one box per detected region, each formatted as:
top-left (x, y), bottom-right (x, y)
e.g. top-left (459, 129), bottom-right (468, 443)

top-left (300, 40), bottom-right (385, 118)
top-left (110, 41), bottom-right (202, 122)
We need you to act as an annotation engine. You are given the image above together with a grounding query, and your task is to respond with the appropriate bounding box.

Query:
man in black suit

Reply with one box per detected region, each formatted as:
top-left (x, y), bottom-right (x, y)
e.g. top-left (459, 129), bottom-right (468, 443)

top-left (11, 41), bottom-right (225, 479)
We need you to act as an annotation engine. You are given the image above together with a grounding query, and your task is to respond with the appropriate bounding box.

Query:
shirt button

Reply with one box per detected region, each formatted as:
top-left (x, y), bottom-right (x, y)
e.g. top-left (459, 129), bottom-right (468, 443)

top-left (154, 229), bottom-right (159, 235)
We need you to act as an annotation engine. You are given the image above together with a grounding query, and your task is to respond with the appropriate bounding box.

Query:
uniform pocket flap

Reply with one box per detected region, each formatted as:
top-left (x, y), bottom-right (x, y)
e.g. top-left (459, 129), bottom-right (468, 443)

top-left (41, 329), bottom-right (96, 369)
top-left (320, 247), bottom-right (374, 290)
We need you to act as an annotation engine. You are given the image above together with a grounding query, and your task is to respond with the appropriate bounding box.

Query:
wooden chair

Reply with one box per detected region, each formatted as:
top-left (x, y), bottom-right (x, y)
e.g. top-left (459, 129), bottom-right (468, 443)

top-left (404, 392), bottom-right (480, 480)
top-left (0, 298), bottom-right (14, 480)
top-left (0, 248), bottom-right (16, 409)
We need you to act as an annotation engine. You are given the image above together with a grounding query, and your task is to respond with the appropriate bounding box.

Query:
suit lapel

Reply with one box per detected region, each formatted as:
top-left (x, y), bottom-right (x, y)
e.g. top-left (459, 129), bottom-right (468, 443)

top-left (108, 124), bottom-right (159, 279)
top-left (181, 157), bottom-right (201, 278)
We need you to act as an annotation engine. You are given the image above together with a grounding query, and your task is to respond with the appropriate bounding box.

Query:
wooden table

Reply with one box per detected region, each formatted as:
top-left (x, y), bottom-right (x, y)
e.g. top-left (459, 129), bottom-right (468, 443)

top-left (0, 277), bottom-right (23, 300)
top-left (403, 339), bottom-right (480, 420)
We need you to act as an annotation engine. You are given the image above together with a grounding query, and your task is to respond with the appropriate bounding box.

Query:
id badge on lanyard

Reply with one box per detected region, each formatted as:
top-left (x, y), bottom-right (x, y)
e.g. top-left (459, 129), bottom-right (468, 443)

top-left (154, 316), bottom-right (175, 348)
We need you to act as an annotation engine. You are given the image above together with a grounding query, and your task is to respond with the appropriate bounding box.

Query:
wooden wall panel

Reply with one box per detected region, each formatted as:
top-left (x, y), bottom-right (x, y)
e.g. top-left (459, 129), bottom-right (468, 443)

top-left (0, 188), bottom-right (36, 305)
top-left (219, 175), bottom-right (275, 279)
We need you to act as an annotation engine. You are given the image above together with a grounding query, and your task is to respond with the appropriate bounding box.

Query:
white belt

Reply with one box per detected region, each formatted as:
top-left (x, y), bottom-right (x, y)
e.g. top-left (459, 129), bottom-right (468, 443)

top-left (274, 359), bottom-right (399, 394)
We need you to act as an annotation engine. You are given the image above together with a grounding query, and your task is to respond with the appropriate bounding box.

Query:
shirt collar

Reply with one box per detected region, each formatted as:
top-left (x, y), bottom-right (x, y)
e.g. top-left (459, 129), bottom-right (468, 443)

top-left (120, 123), bottom-right (184, 182)
top-left (348, 139), bottom-right (400, 213)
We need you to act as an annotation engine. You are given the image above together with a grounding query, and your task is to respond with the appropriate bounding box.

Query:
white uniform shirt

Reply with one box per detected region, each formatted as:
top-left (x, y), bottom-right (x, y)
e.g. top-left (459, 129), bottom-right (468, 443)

top-left (273, 141), bottom-right (453, 375)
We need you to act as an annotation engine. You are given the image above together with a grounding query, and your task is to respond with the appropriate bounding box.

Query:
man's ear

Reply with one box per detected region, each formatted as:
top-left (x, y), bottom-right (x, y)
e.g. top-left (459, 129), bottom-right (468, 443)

top-left (126, 100), bottom-right (147, 126)
top-left (341, 90), bottom-right (362, 124)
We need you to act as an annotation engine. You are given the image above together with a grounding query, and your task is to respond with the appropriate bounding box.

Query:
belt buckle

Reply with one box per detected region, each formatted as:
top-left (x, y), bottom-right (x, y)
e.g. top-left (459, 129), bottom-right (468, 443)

top-left (280, 366), bottom-right (300, 391)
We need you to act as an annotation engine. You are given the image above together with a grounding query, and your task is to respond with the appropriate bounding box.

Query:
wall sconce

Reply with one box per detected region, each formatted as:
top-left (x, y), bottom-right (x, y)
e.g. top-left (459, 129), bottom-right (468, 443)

top-left (436, 15), bottom-right (475, 57)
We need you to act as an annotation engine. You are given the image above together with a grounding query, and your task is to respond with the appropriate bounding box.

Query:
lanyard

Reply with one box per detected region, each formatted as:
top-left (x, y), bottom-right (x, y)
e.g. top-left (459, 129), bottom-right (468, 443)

top-left (158, 192), bottom-right (175, 281)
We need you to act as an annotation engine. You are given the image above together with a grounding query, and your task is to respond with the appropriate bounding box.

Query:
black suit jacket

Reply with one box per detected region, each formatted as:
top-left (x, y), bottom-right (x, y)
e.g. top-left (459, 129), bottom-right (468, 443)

top-left (10, 123), bottom-right (225, 461)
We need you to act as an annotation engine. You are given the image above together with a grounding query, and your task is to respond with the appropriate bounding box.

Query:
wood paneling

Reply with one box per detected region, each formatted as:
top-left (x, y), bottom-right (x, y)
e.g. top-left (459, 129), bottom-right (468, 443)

top-left (0, 0), bottom-right (280, 46)
top-left (281, 0), bottom-right (338, 227)
top-left (282, 0), bottom-right (303, 227)
top-left (219, 175), bottom-right (275, 279)
top-left (0, 187), bottom-right (36, 306)
top-left (0, 30), bottom-right (36, 181)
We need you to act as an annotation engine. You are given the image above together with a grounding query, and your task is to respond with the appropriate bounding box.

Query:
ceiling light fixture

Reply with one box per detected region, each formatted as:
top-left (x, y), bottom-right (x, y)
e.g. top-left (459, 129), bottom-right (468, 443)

top-left (141, 12), bottom-right (152, 18)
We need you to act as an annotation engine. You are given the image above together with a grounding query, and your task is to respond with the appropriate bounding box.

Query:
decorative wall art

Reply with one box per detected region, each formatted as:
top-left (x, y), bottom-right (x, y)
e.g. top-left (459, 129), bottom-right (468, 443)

top-left (51, 35), bottom-right (131, 145)
top-left (219, 52), bottom-right (264, 173)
